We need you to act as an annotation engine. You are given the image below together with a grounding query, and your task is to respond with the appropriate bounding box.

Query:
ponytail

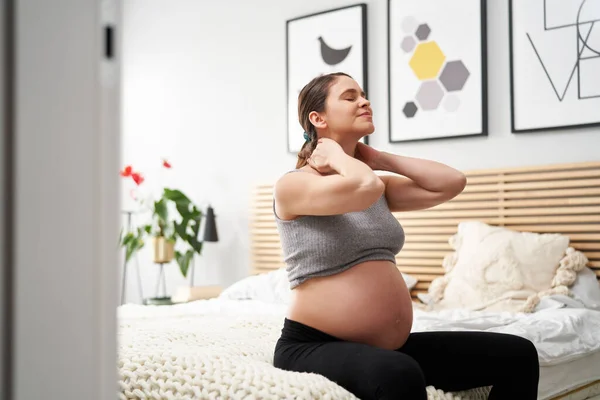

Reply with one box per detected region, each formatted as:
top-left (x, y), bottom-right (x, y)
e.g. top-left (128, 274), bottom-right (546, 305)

top-left (295, 130), bottom-right (318, 168)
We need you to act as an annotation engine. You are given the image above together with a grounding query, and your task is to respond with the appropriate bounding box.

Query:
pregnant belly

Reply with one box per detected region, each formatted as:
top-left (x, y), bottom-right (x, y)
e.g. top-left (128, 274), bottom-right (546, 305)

top-left (288, 260), bottom-right (414, 350)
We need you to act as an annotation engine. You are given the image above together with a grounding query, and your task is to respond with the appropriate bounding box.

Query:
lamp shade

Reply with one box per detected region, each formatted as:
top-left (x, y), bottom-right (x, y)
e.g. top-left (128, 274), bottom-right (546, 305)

top-left (203, 205), bottom-right (219, 242)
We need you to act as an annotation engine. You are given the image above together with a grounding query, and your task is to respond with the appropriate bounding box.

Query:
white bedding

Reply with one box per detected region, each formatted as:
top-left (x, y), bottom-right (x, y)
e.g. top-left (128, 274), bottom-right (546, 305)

top-left (118, 298), bottom-right (600, 399)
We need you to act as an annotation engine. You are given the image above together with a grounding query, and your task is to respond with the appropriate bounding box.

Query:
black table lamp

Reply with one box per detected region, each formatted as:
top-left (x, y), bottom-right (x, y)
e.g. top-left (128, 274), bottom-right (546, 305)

top-left (186, 204), bottom-right (219, 288)
top-left (203, 205), bottom-right (219, 242)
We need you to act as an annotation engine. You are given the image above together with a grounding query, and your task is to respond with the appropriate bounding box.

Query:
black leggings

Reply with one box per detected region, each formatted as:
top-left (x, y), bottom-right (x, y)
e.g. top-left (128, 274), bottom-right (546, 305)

top-left (273, 318), bottom-right (540, 400)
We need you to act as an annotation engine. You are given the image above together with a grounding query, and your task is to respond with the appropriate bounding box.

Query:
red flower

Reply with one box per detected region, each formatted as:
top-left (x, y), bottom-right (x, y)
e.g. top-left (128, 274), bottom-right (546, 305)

top-left (120, 165), bottom-right (133, 177)
top-left (131, 172), bottom-right (144, 186)
top-left (162, 159), bottom-right (172, 169)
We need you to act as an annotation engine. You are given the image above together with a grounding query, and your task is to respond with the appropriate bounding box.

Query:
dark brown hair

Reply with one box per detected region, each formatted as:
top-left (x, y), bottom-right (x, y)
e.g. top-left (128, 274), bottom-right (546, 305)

top-left (295, 72), bottom-right (352, 168)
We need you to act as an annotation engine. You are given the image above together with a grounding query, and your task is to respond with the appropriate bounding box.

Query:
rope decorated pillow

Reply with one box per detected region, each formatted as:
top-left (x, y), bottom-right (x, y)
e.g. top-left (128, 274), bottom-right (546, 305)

top-left (425, 221), bottom-right (588, 313)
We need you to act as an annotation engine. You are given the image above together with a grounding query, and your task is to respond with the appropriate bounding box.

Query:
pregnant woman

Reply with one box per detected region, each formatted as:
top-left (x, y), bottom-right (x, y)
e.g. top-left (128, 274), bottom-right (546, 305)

top-left (272, 72), bottom-right (540, 399)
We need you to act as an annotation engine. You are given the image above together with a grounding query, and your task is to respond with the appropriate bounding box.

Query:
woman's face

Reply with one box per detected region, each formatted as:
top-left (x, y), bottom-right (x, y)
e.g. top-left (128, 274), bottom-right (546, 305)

top-left (322, 75), bottom-right (374, 137)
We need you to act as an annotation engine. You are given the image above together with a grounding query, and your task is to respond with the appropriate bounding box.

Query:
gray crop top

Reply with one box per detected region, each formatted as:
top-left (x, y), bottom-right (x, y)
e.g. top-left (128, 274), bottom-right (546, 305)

top-left (273, 171), bottom-right (405, 289)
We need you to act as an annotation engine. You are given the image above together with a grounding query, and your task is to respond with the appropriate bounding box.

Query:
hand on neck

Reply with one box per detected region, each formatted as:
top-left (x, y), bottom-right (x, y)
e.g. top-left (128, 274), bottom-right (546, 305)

top-left (319, 131), bottom-right (359, 158)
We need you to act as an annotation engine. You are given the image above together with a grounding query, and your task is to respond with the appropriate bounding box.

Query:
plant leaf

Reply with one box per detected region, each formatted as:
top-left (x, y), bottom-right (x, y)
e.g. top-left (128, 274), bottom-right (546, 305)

top-left (190, 218), bottom-right (201, 239)
top-left (176, 202), bottom-right (192, 219)
top-left (164, 188), bottom-right (191, 205)
top-left (175, 250), bottom-right (194, 277)
top-left (188, 237), bottom-right (203, 254)
top-left (154, 199), bottom-right (168, 224)
top-left (174, 220), bottom-right (187, 240)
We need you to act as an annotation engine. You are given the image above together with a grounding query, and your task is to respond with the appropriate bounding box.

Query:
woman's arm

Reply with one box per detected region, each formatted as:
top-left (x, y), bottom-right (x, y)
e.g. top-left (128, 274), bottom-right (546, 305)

top-left (372, 151), bottom-right (466, 212)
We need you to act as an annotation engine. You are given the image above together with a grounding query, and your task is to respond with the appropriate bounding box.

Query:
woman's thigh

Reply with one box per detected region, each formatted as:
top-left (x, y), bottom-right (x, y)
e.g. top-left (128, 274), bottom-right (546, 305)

top-left (275, 340), bottom-right (427, 400)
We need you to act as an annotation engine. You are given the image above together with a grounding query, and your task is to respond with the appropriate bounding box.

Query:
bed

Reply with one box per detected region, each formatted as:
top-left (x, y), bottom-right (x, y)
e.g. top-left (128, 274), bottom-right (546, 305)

top-left (118, 161), bottom-right (600, 399)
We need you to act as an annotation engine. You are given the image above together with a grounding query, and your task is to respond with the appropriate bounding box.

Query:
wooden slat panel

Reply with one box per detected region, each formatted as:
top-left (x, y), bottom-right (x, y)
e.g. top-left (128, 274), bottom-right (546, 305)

top-left (407, 274), bottom-right (442, 282)
top-left (466, 169), bottom-right (600, 184)
top-left (571, 242), bottom-right (600, 251)
top-left (400, 207), bottom-right (600, 219)
top-left (396, 251), bottom-right (449, 258)
top-left (589, 261), bottom-right (600, 268)
top-left (251, 248), bottom-right (282, 256)
top-left (397, 266), bottom-right (444, 274)
top-left (396, 259), bottom-right (442, 267)
top-left (505, 225), bottom-right (600, 233)
top-left (401, 242), bottom-right (453, 251)
top-left (462, 179), bottom-right (600, 193)
top-left (249, 162), bottom-right (600, 291)
top-left (399, 215), bottom-right (600, 226)
top-left (415, 282), bottom-right (431, 290)
top-left (454, 188), bottom-right (600, 201)
top-left (464, 161), bottom-right (600, 175)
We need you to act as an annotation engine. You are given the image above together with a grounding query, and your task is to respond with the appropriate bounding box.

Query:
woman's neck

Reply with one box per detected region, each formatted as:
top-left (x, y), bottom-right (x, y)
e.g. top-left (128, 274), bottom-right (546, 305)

top-left (319, 131), bottom-right (359, 157)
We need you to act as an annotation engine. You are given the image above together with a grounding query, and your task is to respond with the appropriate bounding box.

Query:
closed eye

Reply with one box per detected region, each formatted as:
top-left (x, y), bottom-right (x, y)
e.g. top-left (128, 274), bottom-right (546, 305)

top-left (340, 88), bottom-right (366, 101)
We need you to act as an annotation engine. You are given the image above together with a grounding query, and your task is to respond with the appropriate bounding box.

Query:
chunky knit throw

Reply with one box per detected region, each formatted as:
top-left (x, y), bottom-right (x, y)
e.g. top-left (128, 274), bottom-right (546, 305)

top-left (118, 311), bottom-right (491, 399)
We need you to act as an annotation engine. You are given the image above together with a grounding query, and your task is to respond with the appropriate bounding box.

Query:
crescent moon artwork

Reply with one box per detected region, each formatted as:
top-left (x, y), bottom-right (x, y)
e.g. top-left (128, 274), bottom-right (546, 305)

top-left (286, 4), bottom-right (368, 153)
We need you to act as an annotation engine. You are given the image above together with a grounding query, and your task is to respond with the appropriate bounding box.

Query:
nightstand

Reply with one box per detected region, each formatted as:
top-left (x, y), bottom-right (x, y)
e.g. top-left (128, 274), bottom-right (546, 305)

top-left (171, 285), bottom-right (223, 303)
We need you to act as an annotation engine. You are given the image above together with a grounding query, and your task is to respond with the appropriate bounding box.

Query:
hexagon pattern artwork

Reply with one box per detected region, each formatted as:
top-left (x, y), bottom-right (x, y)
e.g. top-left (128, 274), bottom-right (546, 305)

top-left (443, 94), bottom-right (460, 112)
top-left (409, 42), bottom-right (445, 80)
top-left (403, 102), bottom-right (418, 118)
top-left (401, 36), bottom-right (416, 53)
top-left (401, 16), bottom-right (418, 34)
top-left (440, 61), bottom-right (470, 91)
top-left (416, 81), bottom-right (444, 110)
top-left (400, 17), bottom-right (471, 117)
top-left (415, 24), bottom-right (431, 41)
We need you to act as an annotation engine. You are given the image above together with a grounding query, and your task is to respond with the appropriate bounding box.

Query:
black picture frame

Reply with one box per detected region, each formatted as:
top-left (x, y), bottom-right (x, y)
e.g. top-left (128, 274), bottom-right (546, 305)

top-left (286, 4), bottom-right (369, 154)
top-left (387, 0), bottom-right (488, 143)
top-left (508, 0), bottom-right (600, 133)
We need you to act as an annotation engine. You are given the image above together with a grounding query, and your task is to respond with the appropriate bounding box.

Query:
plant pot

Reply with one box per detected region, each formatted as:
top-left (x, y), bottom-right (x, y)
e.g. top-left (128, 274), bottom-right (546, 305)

top-left (152, 236), bottom-right (175, 263)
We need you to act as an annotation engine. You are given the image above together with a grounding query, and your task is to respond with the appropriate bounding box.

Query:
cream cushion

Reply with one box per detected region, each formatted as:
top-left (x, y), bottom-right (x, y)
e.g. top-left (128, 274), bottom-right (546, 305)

top-left (426, 221), bottom-right (588, 313)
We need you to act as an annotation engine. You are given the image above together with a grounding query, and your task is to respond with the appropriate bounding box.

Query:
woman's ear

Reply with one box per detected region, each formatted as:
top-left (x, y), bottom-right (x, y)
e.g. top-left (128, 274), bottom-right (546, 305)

top-left (309, 111), bottom-right (327, 130)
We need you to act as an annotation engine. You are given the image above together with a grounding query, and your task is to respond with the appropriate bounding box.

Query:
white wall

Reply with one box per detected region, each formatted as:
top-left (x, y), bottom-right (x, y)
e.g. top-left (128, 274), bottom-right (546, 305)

top-left (121, 0), bottom-right (599, 304)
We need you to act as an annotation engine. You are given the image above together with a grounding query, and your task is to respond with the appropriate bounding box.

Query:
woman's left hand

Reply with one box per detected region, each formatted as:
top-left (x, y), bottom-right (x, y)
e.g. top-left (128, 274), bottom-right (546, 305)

top-left (354, 142), bottom-right (383, 170)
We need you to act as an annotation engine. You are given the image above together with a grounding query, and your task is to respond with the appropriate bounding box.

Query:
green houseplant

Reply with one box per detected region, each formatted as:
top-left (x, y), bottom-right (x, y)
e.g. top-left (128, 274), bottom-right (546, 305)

top-left (119, 160), bottom-right (204, 278)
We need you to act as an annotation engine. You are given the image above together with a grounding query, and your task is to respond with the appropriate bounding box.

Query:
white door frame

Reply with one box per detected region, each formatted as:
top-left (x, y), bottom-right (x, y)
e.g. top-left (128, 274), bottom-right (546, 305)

top-left (4, 1), bottom-right (121, 398)
top-left (1, 0), bottom-right (12, 396)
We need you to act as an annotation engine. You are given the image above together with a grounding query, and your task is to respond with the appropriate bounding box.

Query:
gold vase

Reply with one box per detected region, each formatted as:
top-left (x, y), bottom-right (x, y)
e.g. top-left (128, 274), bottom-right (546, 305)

top-left (152, 236), bottom-right (175, 263)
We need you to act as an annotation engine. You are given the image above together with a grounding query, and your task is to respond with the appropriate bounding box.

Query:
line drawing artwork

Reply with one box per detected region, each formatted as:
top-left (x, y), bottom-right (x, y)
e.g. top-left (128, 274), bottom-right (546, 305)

top-left (526, 0), bottom-right (600, 101)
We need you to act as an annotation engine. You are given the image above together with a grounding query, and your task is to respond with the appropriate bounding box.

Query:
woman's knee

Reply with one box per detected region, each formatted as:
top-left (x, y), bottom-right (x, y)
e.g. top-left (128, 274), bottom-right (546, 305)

top-left (502, 335), bottom-right (539, 364)
top-left (495, 334), bottom-right (540, 383)
top-left (371, 354), bottom-right (427, 400)
top-left (514, 336), bottom-right (540, 374)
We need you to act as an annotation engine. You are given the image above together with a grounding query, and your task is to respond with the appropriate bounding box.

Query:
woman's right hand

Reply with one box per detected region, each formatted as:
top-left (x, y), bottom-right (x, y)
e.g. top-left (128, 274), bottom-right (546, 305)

top-left (307, 138), bottom-right (346, 174)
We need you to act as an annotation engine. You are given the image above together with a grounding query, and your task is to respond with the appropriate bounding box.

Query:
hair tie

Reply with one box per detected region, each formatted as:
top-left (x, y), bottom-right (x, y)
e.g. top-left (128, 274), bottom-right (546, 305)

top-left (303, 131), bottom-right (310, 141)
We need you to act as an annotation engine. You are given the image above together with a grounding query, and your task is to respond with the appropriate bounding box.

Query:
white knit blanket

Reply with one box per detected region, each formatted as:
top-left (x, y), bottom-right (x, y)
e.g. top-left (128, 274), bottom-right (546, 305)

top-left (118, 303), bottom-right (492, 400)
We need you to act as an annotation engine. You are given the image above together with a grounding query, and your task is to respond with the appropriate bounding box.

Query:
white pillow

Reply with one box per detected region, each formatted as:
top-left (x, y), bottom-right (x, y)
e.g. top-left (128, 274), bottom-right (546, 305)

top-left (219, 268), bottom-right (291, 304)
top-left (568, 267), bottom-right (600, 311)
top-left (427, 221), bottom-right (588, 313)
top-left (402, 272), bottom-right (418, 290)
top-left (220, 269), bottom-right (419, 303)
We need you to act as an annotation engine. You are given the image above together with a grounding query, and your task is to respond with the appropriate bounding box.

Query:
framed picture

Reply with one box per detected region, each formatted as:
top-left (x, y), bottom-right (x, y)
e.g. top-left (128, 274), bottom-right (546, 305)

top-left (509, 0), bottom-right (600, 133)
top-left (387, 0), bottom-right (487, 142)
top-left (286, 4), bottom-right (368, 153)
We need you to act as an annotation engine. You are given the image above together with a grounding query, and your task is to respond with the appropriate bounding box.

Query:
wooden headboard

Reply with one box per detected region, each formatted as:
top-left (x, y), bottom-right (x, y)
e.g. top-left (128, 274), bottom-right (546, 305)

top-left (250, 161), bottom-right (600, 299)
